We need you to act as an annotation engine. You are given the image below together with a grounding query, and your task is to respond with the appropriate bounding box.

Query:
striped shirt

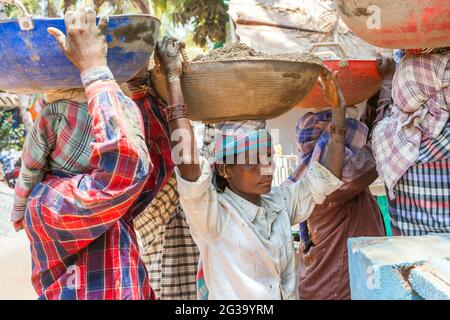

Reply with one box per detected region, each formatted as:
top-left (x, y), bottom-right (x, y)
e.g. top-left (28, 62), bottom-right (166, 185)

top-left (388, 123), bottom-right (450, 236)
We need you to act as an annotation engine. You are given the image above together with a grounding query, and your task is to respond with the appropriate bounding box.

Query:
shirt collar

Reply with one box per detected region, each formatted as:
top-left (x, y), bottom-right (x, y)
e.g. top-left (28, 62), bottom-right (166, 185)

top-left (223, 187), bottom-right (260, 222)
top-left (223, 187), bottom-right (284, 223)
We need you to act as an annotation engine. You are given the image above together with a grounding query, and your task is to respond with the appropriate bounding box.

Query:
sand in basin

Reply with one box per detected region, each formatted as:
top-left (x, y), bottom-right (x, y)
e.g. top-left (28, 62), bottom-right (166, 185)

top-left (192, 42), bottom-right (322, 65)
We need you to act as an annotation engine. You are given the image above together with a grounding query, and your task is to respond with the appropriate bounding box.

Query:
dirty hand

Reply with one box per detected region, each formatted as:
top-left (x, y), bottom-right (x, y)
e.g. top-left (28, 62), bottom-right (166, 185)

top-left (318, 66), bottom-right (345, 108)
top-left (47, 6), bottom-right (109, 73)
top-left (376, 53), bottom-right (396, 81)
top-left (156, 36), bottom-right (185, 83)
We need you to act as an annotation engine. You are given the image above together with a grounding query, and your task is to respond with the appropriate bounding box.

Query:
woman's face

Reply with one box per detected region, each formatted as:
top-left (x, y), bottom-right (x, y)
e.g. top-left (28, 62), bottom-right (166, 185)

top-left (221, 149), bottom-right (275, 196)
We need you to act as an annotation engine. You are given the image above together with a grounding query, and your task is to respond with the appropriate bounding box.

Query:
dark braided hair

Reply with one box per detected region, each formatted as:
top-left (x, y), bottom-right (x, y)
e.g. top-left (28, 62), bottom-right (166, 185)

top-left (213, 167), bottom-right (228, 193)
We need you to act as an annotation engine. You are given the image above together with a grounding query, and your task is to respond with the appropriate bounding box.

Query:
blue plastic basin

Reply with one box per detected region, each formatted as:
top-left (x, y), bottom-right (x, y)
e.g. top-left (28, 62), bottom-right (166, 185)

top-left (0, 15), bottom-right (160, 93)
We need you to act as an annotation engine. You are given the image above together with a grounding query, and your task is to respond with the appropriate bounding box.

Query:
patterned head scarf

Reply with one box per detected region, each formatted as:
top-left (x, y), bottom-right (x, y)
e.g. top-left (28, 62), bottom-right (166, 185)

top-left (286, 110), bottom-right (369, 252)
top-left (212, 120), bottom-right (272, 164)
top-left (372, 53), bottom-right (450, 198)
top-left (288, 111), bottom-right (368, 183)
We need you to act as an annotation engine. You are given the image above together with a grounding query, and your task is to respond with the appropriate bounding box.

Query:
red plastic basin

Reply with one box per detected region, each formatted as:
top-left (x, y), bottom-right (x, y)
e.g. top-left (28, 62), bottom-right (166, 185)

top-left (297, 59), bottom-right (381, 109)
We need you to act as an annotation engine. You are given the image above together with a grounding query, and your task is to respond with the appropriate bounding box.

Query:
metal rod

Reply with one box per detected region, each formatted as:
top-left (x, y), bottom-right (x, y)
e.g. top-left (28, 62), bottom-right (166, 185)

top-left (235, 18), bottom-right (329, 34)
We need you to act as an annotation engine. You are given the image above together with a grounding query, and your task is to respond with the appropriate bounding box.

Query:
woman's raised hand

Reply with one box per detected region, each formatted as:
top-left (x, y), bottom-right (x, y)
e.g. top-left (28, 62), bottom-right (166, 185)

top-left (155, 36), bottom-right (185, 84)
top-left (317, 66), bottom-right (346, 108)
top-left (47, 5), bottom-right (109, 73)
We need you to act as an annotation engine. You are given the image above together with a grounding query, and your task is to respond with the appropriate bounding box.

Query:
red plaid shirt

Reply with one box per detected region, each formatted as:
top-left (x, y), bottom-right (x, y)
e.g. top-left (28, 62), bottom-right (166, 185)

top-left (24, 77), bottom-right (174, 299)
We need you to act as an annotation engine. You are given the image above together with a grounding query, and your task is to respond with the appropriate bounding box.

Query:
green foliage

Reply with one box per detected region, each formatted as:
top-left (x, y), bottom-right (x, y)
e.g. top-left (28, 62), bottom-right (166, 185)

top-left (4, 0), bottom-right (41, 17)
top-left (157, 0), bottom-right (228, 47)
top-left (0, 111), bottom-right (25, 151)
top-left (4, 0), bottom-right (142, 17)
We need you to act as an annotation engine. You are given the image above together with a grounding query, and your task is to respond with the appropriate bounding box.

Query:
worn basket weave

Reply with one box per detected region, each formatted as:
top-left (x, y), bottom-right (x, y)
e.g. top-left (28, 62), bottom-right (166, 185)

top-left (152, 59), bottom-right (322, 123)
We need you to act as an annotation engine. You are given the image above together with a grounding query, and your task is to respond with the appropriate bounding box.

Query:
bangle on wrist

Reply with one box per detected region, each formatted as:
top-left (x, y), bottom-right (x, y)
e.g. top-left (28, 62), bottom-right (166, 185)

top-left (164, 104), bottom-right (190, 122)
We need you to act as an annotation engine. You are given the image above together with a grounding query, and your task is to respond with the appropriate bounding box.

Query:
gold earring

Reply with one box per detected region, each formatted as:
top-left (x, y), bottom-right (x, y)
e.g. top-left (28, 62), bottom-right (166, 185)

top-left (222, 165), bottom-right (227, 179)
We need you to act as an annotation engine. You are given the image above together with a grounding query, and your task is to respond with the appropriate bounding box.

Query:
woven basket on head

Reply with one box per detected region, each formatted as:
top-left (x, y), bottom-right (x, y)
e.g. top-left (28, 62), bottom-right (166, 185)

top-left (152, 58), bottom-right (322, 123)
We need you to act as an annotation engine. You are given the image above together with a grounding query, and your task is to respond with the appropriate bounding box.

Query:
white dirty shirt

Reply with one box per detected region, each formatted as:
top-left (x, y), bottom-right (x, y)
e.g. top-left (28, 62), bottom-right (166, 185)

top-left (176, 156), bottom-right (343, 300)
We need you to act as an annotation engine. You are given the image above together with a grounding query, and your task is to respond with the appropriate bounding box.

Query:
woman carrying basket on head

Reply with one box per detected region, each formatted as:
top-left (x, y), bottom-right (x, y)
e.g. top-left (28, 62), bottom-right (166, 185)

top-left (156, 36), bottom-right (348, 300)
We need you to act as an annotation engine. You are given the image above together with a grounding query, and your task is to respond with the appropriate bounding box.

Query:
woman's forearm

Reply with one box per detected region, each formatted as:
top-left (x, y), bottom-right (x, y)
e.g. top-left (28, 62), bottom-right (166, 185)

top-left (322, 106), bottom-right (346, 180)
top-left (167, 79), bottom-right (201, 182)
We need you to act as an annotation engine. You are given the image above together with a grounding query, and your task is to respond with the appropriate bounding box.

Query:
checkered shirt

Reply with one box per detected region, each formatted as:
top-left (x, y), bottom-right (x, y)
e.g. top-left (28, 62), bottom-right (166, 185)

top-left (372, 53), bottom-right (450, 198)
top-left (134, 176), bottom-right (200, 300)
